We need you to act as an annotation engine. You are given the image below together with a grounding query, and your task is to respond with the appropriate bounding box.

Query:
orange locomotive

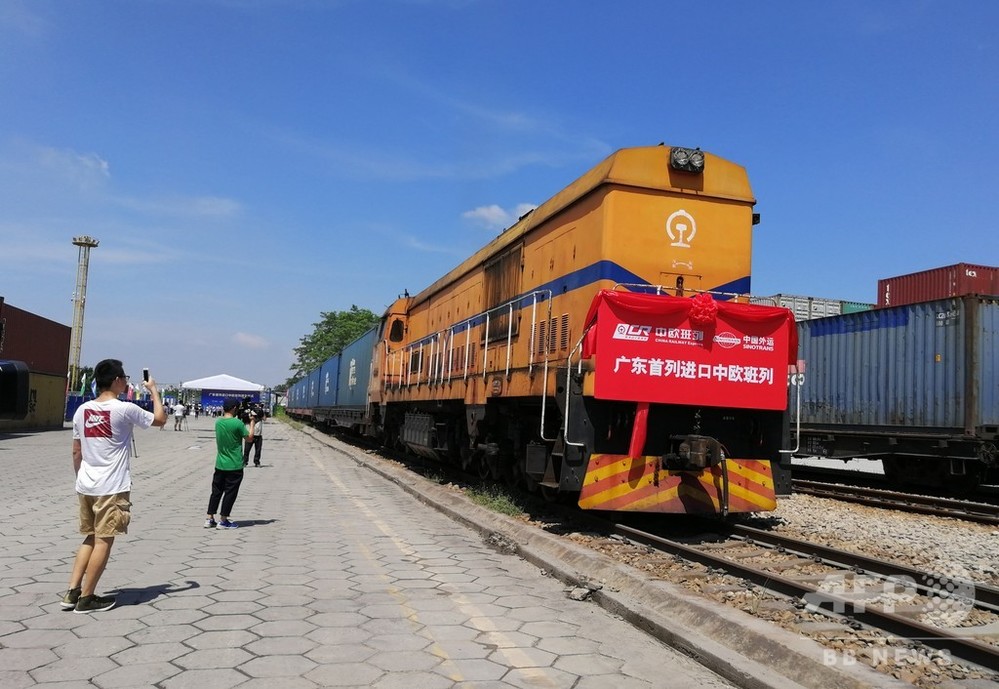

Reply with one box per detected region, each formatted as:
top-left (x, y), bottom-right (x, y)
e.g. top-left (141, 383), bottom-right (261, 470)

top-left (299, 144), bottom-right (798, 515)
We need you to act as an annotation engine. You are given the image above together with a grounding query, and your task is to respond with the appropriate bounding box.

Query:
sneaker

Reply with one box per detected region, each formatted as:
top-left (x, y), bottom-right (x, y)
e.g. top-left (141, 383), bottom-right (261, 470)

top-left (253, 463), bottom-right (260, 467)
top-left (204, 519), bottom-right (217, 529)
top-left (74, 594), bottom-right (117, 614)
top-left (60, 587), bottom-right (81, 610)
top-left (216, 519), bottom-right (238, 529)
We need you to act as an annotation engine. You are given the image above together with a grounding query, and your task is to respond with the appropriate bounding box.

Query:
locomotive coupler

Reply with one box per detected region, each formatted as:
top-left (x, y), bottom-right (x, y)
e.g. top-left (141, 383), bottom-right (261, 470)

top-left (663, 435), bottom-right (723, 470)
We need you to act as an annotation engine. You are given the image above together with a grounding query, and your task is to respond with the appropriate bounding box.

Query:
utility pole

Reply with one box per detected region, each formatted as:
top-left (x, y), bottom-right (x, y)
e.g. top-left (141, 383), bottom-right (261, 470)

top-left (68, 235), bottom-right (99, 394)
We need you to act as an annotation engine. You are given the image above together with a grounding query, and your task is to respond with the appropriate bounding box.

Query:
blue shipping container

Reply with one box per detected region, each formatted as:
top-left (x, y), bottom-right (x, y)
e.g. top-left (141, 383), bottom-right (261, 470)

top-left (337, 327), bottom-right (378, 408)
top-left (305, 368), bottom-right (322, 409)
top-left (317, 354), bottom-right (340, 408)
top-left (797, 295), bottom-right (999, 432)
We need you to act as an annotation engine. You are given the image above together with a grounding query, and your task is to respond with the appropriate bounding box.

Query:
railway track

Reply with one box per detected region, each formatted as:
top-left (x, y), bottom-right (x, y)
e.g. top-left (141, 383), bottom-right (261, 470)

top-left (792, 479), bottom-right (999, 526)
top-left (599, 518), bottom-right (999, 672)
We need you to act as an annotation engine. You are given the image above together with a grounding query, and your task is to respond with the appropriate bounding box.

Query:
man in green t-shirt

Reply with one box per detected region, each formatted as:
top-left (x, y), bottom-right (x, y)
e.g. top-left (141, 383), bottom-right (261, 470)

top-left (204, 398), bottom-right (256, 529)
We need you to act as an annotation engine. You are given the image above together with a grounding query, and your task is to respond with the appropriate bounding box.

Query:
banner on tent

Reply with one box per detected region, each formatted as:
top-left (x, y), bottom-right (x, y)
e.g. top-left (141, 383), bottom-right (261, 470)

top-left (200, 389), bottom-right (261, 409)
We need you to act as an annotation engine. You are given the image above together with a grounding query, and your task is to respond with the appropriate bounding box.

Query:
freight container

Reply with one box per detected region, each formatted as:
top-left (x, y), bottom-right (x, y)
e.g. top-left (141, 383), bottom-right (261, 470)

top-left (0, 299), bottom-right (70, 376)
top-left (287, 376), bottom-right (309, 414)
top-left (305, 367), bottom-right (322, 409)
top-left (316, 354), bottom-right (340, 408)
top-left (793, 295), bottom-right (999, 487)
top-left (877, 263), bottom-right (999, 308)
top-left (749, 294), bottom-right (873, 322)
top-left (841, 301), bottom-right (875, 314)
top-left (0, 372), bottom-right (67, 431)
top-left (337, 327), bottom-right (377, 408)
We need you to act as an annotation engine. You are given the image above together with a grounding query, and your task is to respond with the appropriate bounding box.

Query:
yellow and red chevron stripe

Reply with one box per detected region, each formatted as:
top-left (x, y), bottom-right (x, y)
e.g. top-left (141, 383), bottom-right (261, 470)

top-left (577, 454), bottom-right (777, 514)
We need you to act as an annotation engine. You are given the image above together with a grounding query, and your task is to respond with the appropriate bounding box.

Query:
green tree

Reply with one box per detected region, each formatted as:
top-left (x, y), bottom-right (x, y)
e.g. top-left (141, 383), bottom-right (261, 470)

top-left (287, 305), bottom-right (379, 385)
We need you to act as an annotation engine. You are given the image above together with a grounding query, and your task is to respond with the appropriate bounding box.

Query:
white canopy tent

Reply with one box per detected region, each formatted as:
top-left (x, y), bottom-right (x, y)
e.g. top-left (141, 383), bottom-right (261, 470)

top-left (181, 374), bottom-right (265, 392)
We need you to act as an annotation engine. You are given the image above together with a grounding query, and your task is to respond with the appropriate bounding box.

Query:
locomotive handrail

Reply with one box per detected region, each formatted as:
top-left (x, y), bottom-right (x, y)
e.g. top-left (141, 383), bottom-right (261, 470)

top-left (781, 369), bottom-right (802, 455)
top-left (390, 289), bottom-right (554, 388)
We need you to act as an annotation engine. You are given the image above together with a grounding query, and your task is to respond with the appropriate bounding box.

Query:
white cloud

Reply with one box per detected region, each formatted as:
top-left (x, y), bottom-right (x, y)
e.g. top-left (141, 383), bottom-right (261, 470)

top-left (232, 332), bottom-right (269, 349)
top-left (37, 147), bottom-right (110, 190)
top-left (462, 203), bottom-right (536, 231)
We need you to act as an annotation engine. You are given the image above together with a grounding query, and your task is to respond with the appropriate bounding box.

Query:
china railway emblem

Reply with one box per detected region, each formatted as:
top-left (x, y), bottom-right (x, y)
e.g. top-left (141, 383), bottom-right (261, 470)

top-left (666, 209), bottom-right (696, 248)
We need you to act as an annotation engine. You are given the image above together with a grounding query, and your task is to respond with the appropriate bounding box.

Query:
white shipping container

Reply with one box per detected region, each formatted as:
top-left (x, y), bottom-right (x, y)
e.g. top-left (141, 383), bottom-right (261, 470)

top-left (748, 294), bottom-right (857, 322)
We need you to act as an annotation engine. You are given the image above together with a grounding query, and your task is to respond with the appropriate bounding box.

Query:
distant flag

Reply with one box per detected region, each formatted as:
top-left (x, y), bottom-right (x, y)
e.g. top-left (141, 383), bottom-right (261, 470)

top-left (78, 373), bottom-right (87, 396)
top-left (90, 379), bottom-right (97, 398)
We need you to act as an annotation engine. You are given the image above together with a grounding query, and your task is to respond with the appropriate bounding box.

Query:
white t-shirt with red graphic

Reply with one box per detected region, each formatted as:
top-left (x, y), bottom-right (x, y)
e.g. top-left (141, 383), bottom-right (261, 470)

top-left (73, 398), bottom-right (155, 495)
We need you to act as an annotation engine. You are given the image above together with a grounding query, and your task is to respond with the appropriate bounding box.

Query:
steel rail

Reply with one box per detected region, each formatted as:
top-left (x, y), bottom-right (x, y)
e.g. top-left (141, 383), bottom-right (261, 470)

top-left (730, 524), bottom-right (999, 612)
top-left (609, 522), bottom-right (999, 671)
top-left (793, 479), bottom-right (999, 526)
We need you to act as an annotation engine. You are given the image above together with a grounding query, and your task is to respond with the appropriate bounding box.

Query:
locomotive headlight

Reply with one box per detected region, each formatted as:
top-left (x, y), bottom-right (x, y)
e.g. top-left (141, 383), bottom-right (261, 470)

top-left (670, 146), bottom-right (705, 173)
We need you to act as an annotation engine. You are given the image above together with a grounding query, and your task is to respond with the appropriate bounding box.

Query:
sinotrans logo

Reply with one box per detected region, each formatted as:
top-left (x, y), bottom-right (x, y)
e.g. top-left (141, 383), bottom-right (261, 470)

top-left (713, 332), bottom-right (741, 349)
top-left (613, 323), bottom-right (652, 342)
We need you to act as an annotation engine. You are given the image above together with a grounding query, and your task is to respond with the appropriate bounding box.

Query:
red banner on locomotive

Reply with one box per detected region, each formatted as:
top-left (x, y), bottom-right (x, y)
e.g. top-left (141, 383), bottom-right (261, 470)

top-left (583, 290), bottom-right (796, 410)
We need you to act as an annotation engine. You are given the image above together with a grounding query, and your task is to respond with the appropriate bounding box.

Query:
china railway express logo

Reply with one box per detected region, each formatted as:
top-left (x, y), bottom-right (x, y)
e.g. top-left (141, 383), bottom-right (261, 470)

top-left (612, 323), bottom-right (652, 342)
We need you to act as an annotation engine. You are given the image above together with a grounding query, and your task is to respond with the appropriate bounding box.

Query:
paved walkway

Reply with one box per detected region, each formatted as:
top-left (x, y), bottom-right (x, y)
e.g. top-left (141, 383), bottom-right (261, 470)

top-left (0, 417), bottom-right (736, 689)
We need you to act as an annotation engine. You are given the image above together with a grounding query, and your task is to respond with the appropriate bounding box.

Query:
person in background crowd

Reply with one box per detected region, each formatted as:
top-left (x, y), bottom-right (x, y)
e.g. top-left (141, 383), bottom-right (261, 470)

top-left (173, 400), bottom-right (185, 430)
top-left (204, 398), bottom-right (255, 530)
top-left (63, 359), bottom-right (167, 613)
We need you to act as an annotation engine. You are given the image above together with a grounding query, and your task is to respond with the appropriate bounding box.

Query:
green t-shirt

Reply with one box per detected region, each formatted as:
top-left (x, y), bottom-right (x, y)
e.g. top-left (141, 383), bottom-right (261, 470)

top-left (215, 416), bottom-right (248, 470)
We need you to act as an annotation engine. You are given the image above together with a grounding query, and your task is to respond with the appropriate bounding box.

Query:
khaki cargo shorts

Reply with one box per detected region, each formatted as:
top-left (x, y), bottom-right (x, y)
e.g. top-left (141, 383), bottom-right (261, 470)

top-left (78, 492), bottom-right (131, 537)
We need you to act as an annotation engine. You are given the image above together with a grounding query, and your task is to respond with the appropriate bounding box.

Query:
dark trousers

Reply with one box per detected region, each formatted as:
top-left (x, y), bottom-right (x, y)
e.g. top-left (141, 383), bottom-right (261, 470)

top-left (242, 436), bottom-right (263, 465)
top-left (207, 468), bottom-right (243, 518)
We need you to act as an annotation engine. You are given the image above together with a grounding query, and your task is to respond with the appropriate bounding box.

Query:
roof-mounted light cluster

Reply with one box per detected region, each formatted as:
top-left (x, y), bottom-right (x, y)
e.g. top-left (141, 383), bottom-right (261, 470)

top-left (669, 146), bottom-right (705, 173)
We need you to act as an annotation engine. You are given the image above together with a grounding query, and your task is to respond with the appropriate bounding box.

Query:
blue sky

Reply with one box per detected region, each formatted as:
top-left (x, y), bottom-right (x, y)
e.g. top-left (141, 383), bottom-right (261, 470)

top-left (1, 0), bottom-right (996, 389)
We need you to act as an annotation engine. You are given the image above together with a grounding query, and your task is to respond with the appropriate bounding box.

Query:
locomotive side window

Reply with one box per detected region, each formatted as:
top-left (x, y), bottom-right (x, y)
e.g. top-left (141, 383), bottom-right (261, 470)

top-left (388, 318), bottom-right (404, 342)
top-left (484, 245), bottom-right (523, 342)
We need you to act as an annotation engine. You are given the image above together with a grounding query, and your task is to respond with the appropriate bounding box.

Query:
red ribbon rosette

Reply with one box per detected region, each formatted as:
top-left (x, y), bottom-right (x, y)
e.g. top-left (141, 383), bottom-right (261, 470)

top-left (688, 292), bottom-right (719, 326)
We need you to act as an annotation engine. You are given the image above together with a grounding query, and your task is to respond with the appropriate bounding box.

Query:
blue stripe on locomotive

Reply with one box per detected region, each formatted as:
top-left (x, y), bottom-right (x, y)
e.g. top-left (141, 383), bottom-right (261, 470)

top-left (411, 259), bottom-right (751, 345)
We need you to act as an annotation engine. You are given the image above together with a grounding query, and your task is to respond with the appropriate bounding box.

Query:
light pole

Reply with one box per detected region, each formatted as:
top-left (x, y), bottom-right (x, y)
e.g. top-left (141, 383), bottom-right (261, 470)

top-left (68, 235), bottom-right (99, 394)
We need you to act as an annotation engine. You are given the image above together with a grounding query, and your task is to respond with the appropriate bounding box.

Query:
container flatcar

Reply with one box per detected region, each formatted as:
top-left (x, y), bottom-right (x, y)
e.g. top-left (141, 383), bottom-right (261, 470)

top-left (312, 328), bottom-right (378, 431)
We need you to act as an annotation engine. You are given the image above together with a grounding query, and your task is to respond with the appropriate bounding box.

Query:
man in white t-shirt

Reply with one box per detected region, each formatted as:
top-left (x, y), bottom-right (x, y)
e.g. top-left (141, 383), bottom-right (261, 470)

top-left (173, 401), bottom-right (186, 431)
top-left (63, 359), bottom-right (167, 613)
